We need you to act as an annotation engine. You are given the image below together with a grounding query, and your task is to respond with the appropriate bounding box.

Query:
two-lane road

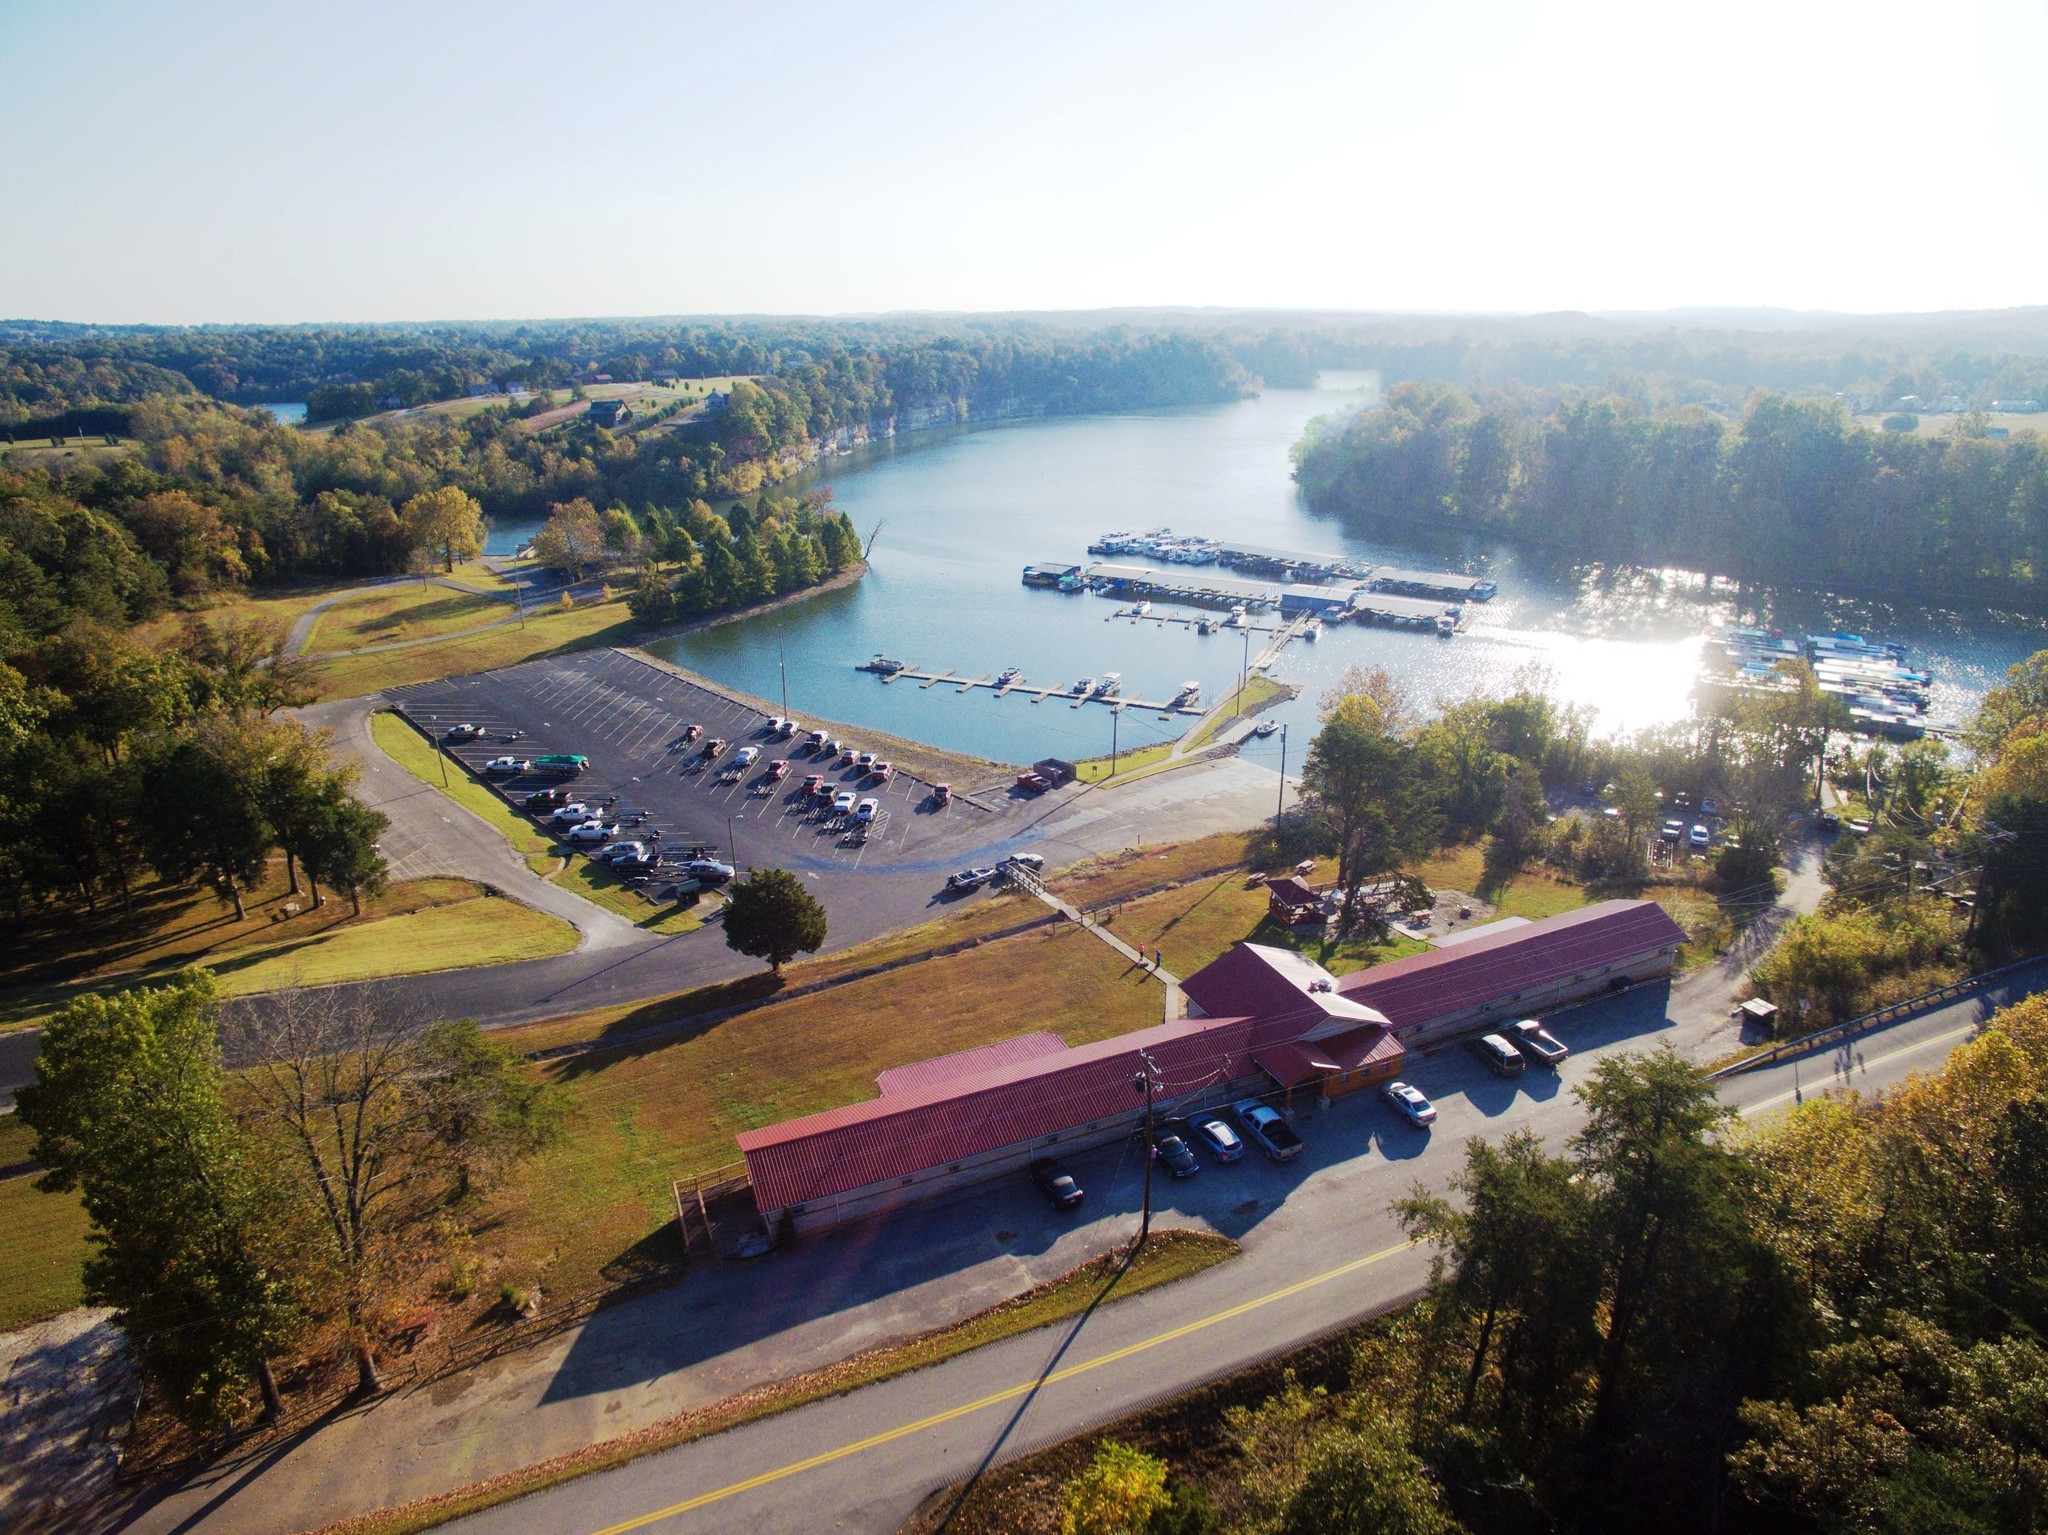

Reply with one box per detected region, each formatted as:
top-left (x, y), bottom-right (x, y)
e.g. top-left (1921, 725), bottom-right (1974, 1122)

top-left (399, 963), bottom-right (2047, 1535)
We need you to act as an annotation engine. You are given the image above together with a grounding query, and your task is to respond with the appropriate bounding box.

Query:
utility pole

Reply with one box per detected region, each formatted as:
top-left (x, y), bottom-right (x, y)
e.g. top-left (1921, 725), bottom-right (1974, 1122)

top-left (1239, 627), bottom-right (1251, 718)
top-left (1131, 1049), bottom-right (1161, 1252)
top-left (1111, 706), bottom-right (1119, 779)
top-left (1276, 723), bottom-right (1288, 819)
top-left (778, 628), bottom-right (789, 718)
top-left (727, 814), bottom-right (742, 867)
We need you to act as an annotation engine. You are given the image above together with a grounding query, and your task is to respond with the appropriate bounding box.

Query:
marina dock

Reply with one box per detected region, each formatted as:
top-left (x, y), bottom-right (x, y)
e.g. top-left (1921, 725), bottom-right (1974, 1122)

top-left (861, 661), bottom-right (1208, 717)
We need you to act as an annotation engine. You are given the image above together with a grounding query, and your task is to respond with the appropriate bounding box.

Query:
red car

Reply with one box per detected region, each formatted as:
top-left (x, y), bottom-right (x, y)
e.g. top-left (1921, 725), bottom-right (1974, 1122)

top-left (1016, 771), bottom-right (1051, 793)
top-left (766, 759), bottom-right (791, 781)
top-left (801, 773), bottom-right (825, 794)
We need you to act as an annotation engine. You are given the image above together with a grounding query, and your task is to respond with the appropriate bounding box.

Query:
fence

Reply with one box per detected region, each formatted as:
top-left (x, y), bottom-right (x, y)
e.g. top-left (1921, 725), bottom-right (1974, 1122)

top-left (1708, 954), bottom-right (2048, 1079)
top-left (673, 1162), bottom-right (753, 1255)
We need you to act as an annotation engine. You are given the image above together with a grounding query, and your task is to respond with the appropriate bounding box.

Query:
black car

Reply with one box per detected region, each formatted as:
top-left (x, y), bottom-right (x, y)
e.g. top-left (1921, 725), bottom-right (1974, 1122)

top-left (1469, 1033), bottom-right (1527, 1077)
top-left (1153, 1131), bottom-right (1199, 1179)
top-left (523, 786), bottom-right (571, 810)
top-left (1029, 1157), bottom-right (1084, 1209)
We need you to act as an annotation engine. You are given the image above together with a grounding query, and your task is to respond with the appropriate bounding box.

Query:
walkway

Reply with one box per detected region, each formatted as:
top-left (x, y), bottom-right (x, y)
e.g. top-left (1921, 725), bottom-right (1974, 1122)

top-left (1004, 863), bottom-right (1182, 1018)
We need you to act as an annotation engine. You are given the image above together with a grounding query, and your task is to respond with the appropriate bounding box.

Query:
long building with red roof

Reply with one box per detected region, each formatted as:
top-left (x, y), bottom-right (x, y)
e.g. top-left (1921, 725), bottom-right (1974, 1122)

top-left (737, 899), bottom-right (1684, 1234)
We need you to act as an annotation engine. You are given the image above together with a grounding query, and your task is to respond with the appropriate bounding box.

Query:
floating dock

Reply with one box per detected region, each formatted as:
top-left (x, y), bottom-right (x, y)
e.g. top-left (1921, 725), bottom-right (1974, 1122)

top-left (859, 663), bottom-right (1208, 717)
top-left (1366, 566), bottom-right (1497, 600)
top-left (1083, 563), bottom-right (1281, 607)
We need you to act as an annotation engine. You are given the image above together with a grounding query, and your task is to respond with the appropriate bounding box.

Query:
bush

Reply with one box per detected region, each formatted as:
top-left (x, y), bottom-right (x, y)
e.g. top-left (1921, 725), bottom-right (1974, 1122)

top-left (1059, 1440), bottom-right (1171, 1535)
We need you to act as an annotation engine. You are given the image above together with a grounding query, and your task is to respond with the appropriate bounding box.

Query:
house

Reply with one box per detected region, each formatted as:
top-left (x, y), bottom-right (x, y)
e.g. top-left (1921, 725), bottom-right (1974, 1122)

top-left (733, 899), bottom-right (1683, 1236)
top-left (586, 399), bottom-right (631, 428)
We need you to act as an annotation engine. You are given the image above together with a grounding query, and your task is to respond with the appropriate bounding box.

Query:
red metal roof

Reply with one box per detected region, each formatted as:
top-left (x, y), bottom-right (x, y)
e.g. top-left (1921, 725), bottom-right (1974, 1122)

top-left (738, 1014), bottom-right (1256, 1212)
top-left (1253, 1025), bottom-right (1407, 1088)
top-left (876, 1031), bottom-right (1067, 1095)
top-left (1337, 900), bottom-right (1684, 1028)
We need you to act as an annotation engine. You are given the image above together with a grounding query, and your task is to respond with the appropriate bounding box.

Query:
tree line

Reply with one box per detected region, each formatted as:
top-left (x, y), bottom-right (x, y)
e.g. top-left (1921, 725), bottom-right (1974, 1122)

top-left (1293, 381), bottom-right (2048, 605)
top-left (0, 609), bottom-right (386, 928)
top-left (1035, 1016), bottom-right (2048, 1535)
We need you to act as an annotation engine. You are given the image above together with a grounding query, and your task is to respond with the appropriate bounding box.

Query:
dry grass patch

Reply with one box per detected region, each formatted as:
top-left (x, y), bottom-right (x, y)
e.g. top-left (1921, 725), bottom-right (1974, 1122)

top-left (311, 596), bottom-right (640, 698)
top-left (481, 920), bottom-right (1161, 1297)
top-left (1052, 831), bottom-right (1256, 911)
top-left (305, 586), bottom-right (509, 654)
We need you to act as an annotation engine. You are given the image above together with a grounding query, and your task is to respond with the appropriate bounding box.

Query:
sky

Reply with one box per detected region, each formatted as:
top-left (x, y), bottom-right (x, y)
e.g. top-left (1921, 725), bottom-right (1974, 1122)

top-left (2, 0), bottom-right (2044, 324)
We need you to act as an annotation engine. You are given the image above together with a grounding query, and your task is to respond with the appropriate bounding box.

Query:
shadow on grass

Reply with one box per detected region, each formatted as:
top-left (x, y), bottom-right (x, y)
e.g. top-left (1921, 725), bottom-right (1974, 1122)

top-left (540, 972), bottom-right (787, 1080)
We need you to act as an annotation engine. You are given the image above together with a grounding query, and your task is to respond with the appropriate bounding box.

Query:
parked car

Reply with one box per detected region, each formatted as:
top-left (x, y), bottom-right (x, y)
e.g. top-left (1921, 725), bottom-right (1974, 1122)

top-left (1700, 796), bottom-right (1721, 816)
top-left (564, 820), bottom-right (622, 845)
top-left (614, 854), bottom-right (664, 878)
top-left (801, 773), bottom-right (825, 794)
top-left (1508, 1018), bottom-right (1570, 1066)
top-left (1029, 1157), bottom-right (1085, 1210)
top-left (524, 786), bottom-right (572, 810)
top-left (764, 717), bottom-right (787, 737)
top-left (547, 802), bottom-right (593, 825)
top-left (735, 746), bottom-right (761, 767)
top-left (682, 858), bottom-right (736, 884)
top-left (444, 723), bottom-right (482, 741)
top-left (932, 782), bottom-right (952, 805)
top-left (1005, 852), bottom-right (1045, 872)
top-left (532, 753), bottom-right (589, 777)
top-left (1232, 1099), bottom-right (1304, 1162)
top-left (766, 758), bottom-right (791, 781)
top-left (832, 790), bottom-right (857, 814)
top-left (854, 797), bottom-right (880, 823)
top-left (1688, 823), bottom-right (1711, 848)
top-left (1660, 818), bottom-right (1686, 841)
top-left (1469, 1033), bottom-right (1527, 1077)
top-left (869, 760), bottom-right (893, 782)
top-left (598, 841), bottom-right (648, 864)
top-left (1381, 1081), bottom-right (1437, 1127)
top-left (701, 738), bottom-right (727, 758)
top-left (1188, 1111), bottom-right (1245, 1163)
top-left (856, 752), bottom-right (878, 772)
top-left (947, 867), bottom-right (998, 891)
top-left (838, 746), bottom-right (859, 767)
top-left (1015, 771), bottom-right (1051, 793)
top-left (483, 756), bottom-right (531, 775)
top-left (1154, 1131), bottom-right (1200, 1178)
top-left (777, 719), bottom-right (800, 739)
top-left (806, 729), bottom-right (828, 749)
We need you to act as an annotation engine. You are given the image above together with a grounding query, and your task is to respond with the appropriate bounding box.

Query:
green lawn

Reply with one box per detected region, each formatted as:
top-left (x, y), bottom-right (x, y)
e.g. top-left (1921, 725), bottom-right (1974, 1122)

top-left (305, 586), bottom-right (510, 654)
top-left (0, 1172), bottom-right (89, 1331)
top-left (1074, 741), bottom-right (1177, 783)
top-left (371, 712), bottom-right (555, 867)
top-left (208, 890), bottom-right (575, 994)
top-left (313, 597), bottom-right (639, 699)
top-left (1184, 675), bottom-right (1294, 749)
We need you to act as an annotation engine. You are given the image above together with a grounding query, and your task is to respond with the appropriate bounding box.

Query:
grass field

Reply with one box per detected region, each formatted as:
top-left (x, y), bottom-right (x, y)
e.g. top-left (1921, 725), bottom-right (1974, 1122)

top-left (1106, 869), bottom-right (1429, 979)
top-left (0, 876), bottom-right (577, 1032)
top-left (1054, 831), bottom-right (1258, 911)
top-left (480, 917), bottom-right (1162, 1298)
top-left (552, 858), bottom-right (708, 936)
top-left (304, 586), bottom-right (511, 655)
top-left (1852, 411), bottom-right (2046, 441)
top-left (0, 1169), bottom-right (90, 1332)
top-left (1074, 741), bottom-right (1178, 784)
top-left (1184, 675), bottom-right (1295, 749)
top-left (311, 595), bottom-right (639, 698)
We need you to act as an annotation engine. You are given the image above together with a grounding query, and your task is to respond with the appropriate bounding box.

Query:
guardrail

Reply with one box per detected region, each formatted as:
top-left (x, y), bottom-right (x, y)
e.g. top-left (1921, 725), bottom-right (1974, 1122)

top-left (1708, 955), bottom-right (2048, 1079)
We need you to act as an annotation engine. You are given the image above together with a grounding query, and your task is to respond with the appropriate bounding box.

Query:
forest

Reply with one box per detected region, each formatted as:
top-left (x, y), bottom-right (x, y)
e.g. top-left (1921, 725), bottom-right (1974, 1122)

top-left (1292, 382), bottom-right (2048, 604)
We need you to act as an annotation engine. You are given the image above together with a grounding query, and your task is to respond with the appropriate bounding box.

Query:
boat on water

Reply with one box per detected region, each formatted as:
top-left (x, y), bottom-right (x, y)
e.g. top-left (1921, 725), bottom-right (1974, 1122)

top-left (1174, 681), bottom-right (1202, 705)
top-left (1132, 599), bottom-right (1152, 616)
top-left (1303, 618), bottom-right (1321, 640)
top-left (1196, 617), bottom-right (1216, 635)
top-left (1225, 604), bottom-right (1248, 627)
top-left (1435, 612), bottom-right (1458, 636)
top-left (862, 656), bottom-right (908, 674)
top-left (997, 667), bottom-right (1023, 685)
top-left (1072, 677), bottom-right (1095, 695)
top-left (1252, 720), bottom-right (1280, 738)
top-left (1095, 672), bottom-right (1123, 697)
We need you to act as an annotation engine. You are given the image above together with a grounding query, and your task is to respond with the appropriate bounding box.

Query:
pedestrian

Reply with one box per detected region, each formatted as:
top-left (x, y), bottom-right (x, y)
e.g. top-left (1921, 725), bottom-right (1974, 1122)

top-left (1154, 947), bottom-right (1163, 969)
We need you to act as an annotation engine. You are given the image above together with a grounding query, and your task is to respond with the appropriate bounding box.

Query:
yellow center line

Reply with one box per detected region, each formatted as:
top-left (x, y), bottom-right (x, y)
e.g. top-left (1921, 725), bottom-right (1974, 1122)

top-left (1739, 1022), bottom-right (1977, 1117)
top-left (584, 1236), bottom-right (1422, 1535)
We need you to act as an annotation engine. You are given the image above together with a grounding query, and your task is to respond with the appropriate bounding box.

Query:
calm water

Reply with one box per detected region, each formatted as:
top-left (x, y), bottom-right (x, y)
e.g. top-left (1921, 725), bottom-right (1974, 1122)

top-left (605, 377), bottom-right (2048, 767)
top-left (258, 402), bottom-right (307, 425)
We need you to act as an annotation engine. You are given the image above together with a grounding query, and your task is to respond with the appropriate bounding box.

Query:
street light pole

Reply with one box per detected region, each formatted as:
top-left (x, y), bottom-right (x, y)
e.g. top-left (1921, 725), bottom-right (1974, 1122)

top-left (1132, 1047), bottom-right (1161, 1252)
top-left (1111, 706), bottom-right (1119, 779)
top-left (778, 628), bottom-right (789, 718)
top-left (1239, 628), bottom-right (1251, 717)
top-left (727, 814), bottom-right (742, 867)
top-left (1276, 723), bottom-right (1288, 819)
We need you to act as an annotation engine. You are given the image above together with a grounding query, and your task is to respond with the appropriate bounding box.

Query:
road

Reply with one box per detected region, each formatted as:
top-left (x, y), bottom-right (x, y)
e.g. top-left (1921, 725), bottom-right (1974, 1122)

top-left (408, 962), bottom-right (2048, 1535)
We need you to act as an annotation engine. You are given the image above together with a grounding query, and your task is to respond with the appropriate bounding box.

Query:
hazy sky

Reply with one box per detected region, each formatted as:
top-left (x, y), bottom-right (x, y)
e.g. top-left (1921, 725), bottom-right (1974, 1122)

top-left (4, 0), bottom-right (2043, 323)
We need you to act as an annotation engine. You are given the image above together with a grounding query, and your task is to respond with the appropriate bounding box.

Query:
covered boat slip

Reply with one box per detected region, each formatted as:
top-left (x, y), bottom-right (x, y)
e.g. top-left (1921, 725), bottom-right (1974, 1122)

top-left (1083, 562), bottom-right (1283, 606)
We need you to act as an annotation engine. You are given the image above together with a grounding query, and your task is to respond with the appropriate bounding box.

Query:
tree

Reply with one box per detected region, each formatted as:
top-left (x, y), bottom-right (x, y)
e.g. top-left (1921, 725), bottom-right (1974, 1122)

top-left (722, 867), bottom-right (827, 974)
top-left (533, 497), bottom-right (607, 579)
top-left (1058, 1440), bottom-right (1171, 1535)
top-left (253, 720), bottom-right (330, 897)
top-left (1277, 1411), bottom-right (1466, 1535)
top-left (225, 993), bottom-right (559, 1394)
top-left (137, 720), bottom-right (274, 920)
top-left (1301, 671), bottom-right (1439, 935)
top-left (299, 776), bottom-right (389, 913)
top-left (17, 972), bottom-right (304, 1424)
top-left (172, 614), bottom-right (316, 716)
top-left (400, 486), bottom-right (485, 573)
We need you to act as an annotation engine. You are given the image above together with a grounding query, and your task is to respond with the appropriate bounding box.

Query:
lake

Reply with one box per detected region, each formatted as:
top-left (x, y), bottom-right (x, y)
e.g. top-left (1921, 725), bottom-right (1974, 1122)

top-left (610, 377), bottom-right (2048, 769)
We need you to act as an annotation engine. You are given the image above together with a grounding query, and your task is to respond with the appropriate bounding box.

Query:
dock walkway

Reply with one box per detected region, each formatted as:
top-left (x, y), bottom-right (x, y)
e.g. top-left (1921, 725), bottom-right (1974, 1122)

top-left (865, 664), bottom-right (1206, 717)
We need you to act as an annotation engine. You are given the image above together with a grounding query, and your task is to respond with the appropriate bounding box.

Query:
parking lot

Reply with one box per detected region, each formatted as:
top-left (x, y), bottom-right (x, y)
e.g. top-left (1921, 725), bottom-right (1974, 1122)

top-left (388, 650), bottom-right (1036, 913)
